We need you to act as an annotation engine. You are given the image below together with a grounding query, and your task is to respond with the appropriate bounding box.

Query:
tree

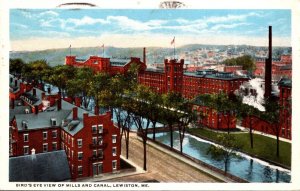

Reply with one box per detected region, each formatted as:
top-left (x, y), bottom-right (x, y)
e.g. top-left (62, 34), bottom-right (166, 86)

top-left (87, 72), bottom-right (111, 114)
top-left (162, 92), bottom-right (182, 149)
top-left (47, 65), bottom-right (76, 96)
top-left (222, 55), bottom-right (255, 72)
top-left (177, 99), bottom-right (197, 154)
top-left (131, 85), bottom-right (153, 171)
top-left (22, 59), bottom-right (50, 87)
top-left (238, 103), bottom-right (261, 149)
top-left (207, 134), bottom-right (242, 173)
top-left (262, 98), bottom-right (281, 157)
top-left (109, 74), bottom-right (135, 159)
top-left (66, 67), bottom-right (94, 107)
top-left (9, 58), bottom-right (25, 76)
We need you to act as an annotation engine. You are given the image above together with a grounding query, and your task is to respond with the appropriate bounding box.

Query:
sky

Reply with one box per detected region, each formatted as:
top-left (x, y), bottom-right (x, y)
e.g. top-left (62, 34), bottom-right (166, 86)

top-left (10, 9), bottom-right (291, 51)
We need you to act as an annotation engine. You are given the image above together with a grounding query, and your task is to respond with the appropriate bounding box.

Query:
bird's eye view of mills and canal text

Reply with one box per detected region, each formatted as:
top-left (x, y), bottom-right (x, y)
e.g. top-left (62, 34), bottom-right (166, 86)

top-left (8, 9), bottom-right (292, 184)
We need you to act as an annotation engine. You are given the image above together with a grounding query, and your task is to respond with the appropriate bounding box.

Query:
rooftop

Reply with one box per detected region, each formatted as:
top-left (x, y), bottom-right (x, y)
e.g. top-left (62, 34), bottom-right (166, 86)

top-left (9, 150), bottom-right (71, 182)
top-left (184, 70), bottom-right (248, 80)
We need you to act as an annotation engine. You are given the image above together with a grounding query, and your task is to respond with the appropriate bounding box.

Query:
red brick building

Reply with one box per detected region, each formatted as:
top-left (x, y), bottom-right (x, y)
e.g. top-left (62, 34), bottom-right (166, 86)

top-left (65, 55), bottom-right (146, 75)
top-left (65, 50), bottom-right (248, 130)
top-left (254, 55), bottom-right (292, 80)
top-left (241, 78), bottom-right (292, 140)
top-left (9, 82), bottom-right (121, 180)
top-left (192, 105), bottom-right (236, 130)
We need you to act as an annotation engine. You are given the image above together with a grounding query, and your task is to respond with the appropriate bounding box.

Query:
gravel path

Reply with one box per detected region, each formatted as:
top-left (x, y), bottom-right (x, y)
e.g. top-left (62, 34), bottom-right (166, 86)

top-left (109, 133), bottom-right (219, 183)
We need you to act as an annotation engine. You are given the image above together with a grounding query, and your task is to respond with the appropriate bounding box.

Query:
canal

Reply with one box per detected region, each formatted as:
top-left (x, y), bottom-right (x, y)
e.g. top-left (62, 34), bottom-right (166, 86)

top-left (151, 131), bottom-right (291, 183)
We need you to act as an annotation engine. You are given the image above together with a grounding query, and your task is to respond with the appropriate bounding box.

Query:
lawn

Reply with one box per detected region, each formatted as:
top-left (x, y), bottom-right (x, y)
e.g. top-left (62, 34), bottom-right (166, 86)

top-left (187, 128), bottom-right (291, 168)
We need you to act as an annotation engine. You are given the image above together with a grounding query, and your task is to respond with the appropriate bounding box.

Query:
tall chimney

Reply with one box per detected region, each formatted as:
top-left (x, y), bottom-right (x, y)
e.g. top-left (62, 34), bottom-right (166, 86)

top-left (10, 77), bottom-right (13, 83)
top-left (75, 97), bottom-right (81, 107)
top-left (34, 105), bottom-right (39, 114)
top-left (73, 107), bottom-right (78, 120)
top-left (57, 92), bottom-right (62, 111)
top-left (33, 89), bottom-right (36, 97)
top-left (264, 26), bottom-right (272, 98)
top-left (143, 47), bottom-right (146, 65)
top-left (94, 106), bottom-right (99, 115)
top-left (47, 87), bottom-right (51, 94)
top-left (14, 79), bottom-right (17, 87)
top-left (11, 98), bottom-right (15, 109)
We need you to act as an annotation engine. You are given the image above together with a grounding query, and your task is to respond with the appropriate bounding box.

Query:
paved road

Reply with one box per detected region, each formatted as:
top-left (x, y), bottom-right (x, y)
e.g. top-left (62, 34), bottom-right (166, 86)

top-left (109, 133), bottom-right (219, 183)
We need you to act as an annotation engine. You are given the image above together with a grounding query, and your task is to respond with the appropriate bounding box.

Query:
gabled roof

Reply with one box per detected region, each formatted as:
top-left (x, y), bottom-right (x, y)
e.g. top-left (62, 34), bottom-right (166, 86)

top-left (9, 106), bottom-right (31, 122)
top-left (15, 109), bottom-right (72, 131)
top-left (9, 150), bottom-right (71, 182)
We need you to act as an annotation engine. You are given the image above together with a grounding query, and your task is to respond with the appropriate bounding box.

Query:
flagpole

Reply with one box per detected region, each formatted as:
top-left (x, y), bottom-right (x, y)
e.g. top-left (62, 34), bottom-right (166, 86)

top-left (102, 44), bottom-right (104, 57)
top-left (69, 45), bottom-right (71, 56)
top-left (173, 37), bottom-right (175, 60)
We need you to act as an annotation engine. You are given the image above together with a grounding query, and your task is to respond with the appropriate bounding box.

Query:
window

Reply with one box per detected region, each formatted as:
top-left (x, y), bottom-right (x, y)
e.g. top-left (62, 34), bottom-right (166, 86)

top-left (52, 142), bottom-right (57, 151)
top-left (93, 150), bottom-right (97, 157)
top-left (43, 143), bottom-right (48, 152)
top-left (72, 151), bottom-right (74, 159)
top-left (98, 136), bottom-right (103, 145)
top-left (98, 149), bottom-right (103, 158)
top-left (112, 147), bottom-right (117, 156)
top-left (52, 130), bottom-right (57, 138)
top-left (112, 160), bottom-right (117, 170)
top-left (68, 135), bottom-right (70, 144)
top-left (51, 118), bottom-right (57, 126)
top-left (112, 135), bottom-right (117, 144)
top-left (78, 152), bottom-right (83, 160)
top-left (43, 131), bottom-right (47, 140)
top-left (77, 139), bottom-right (82, 148)
top-left (71, 138), bottom-right (74, 147)
top-left (23, 146), bottom-right (29, 155)
top-left (98, 125), bottom-right (103, 133)
top-left (92, 137), bottom-right (97, 145)
top-left (78, 166), bottom-right (83, 176)
top-left (23, 134), bottom-right (29, 142)
top-left (92, 125), bottom-right (97, 134)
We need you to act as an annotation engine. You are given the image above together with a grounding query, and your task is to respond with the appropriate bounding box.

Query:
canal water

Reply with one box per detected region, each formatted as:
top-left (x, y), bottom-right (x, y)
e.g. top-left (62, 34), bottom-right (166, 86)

top-left (151, 131), bottom-right (291, 183)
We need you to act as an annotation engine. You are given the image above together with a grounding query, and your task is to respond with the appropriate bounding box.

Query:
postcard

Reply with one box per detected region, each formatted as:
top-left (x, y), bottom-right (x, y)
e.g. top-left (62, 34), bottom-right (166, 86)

top-left (1, 0), bottom-right (300, 190)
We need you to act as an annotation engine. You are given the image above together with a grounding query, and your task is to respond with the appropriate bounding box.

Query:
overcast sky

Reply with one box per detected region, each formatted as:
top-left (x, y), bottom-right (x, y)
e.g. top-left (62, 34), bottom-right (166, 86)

top-left (10, 9), bottom-right (291, 51)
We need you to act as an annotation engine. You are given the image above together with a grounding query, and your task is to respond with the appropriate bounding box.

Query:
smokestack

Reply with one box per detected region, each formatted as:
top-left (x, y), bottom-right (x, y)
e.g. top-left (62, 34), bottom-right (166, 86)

top-left (41, 92), bottom-right (45, 99)
top-left (33, 89), bottom-right (36, 97)
top-left (14, 79), bottom-right (17, 87)
top-left (75, 97), bottom-right (81, 107)
top-left (57, 92), bottom-right (62, 111)
top-left (47, 87), bottom-right (51, 94)
top-left (264, 26), bottom-right (272, 98)
top-left (11, 98), bottom-right (15, 109)
top-left (143, 47), bottom-right (146, 65)
top-left (73, 107), bottom-right (78, 120)
top-left (94, 106), bottom-right (99, 115)
top-left (10, 77), bottom-right (13, 83)
top-left (34, 105), bottom-right (39, 114)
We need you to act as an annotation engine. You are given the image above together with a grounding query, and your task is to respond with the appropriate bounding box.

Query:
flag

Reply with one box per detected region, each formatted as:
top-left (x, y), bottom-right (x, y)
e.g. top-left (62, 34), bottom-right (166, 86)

top-left (171, 37), bottom-right (175, 45)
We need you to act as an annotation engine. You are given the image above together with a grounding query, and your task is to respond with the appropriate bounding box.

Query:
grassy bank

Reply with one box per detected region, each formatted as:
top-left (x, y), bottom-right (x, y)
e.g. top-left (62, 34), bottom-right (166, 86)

top-left (187, 128), bottom-right (291, 168)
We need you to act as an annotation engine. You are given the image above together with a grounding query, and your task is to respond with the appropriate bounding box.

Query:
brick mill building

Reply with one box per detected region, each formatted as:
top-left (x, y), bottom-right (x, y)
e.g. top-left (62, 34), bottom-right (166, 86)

top-left (9, 76), bottom-right (121, 180)
top-left (65, 50), bottom-right (248, 131)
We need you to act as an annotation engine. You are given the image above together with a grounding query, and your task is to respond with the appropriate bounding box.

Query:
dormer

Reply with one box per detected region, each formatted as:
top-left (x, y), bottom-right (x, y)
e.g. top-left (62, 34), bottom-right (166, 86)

top-left (50, 118), bottom-right (57, 126)
top-left (22, 120), bottom-right (28, 130)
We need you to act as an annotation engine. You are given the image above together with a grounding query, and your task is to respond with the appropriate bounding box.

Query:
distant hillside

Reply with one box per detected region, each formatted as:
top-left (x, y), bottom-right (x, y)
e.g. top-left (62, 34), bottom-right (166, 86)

top-left (9, 45), bottom-right (291, 67)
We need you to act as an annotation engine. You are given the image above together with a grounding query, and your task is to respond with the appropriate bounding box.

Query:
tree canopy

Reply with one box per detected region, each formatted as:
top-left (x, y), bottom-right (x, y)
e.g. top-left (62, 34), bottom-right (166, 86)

top-left (222, 55), bottom-right (255, 71)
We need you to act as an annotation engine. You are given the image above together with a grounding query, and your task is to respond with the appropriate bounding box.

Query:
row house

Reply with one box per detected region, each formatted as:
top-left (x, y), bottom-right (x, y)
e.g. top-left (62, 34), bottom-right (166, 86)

top-left (10, 89), bottom-right (121, 179)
